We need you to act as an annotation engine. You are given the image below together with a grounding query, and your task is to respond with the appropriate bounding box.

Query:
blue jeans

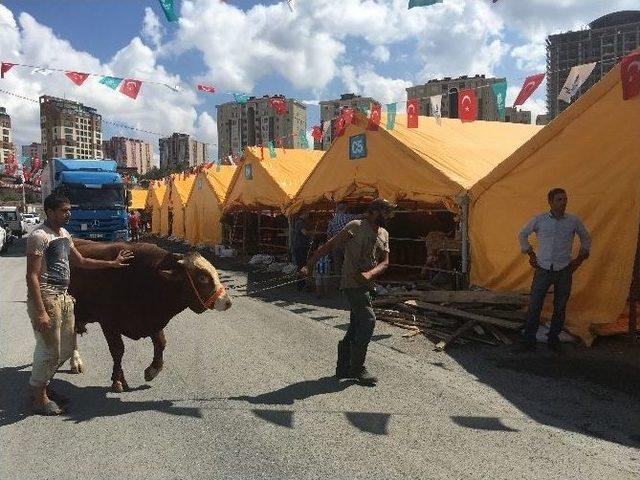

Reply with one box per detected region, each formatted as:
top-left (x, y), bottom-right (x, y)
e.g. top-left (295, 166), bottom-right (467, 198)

top-left (523, 267), bottom-right (573, 344)
top-left (343, 288), bottom-right (376, 347)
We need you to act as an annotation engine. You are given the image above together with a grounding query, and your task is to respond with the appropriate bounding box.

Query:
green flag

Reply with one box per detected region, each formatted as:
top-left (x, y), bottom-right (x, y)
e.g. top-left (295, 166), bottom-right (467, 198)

top-left (386, 103), bottom-right (397, 130)
top-left (408, 0), bottom-right (443, 9)
top-left (299, 129), bottom-right (309, 149)
top-left (268, 141), bottom-right (276, 159)
top-left (99, 76), bottom-right (122, 90)
top-left (159, 0), bottom-right (178, 22)
top-left (491, 82), bottom-right (508, 120)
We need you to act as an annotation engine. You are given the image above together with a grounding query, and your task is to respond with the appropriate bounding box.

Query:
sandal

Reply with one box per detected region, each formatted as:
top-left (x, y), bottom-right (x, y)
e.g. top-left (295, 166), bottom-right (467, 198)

top-left (33, 400), bottom-right (63, 416)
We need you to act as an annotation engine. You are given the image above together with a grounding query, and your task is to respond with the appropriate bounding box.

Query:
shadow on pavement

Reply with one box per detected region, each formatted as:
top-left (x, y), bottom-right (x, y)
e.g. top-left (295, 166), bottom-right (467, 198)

top-left (0, 364), bottom-right (202, 427)
top-left (1, 236), bottom-right (27, 258)
top-left (447, 337), bottom-right (640, 449)
top-left (229, 376), bottom-right (355, 406)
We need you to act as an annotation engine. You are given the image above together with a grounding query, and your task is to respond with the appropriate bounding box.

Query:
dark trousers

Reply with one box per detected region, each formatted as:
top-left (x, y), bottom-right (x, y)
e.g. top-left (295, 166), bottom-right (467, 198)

top-left (294, 246), bottom-right (309, 290)
top-left (523, 267), bottom-right (573, 344)
top-left (343, 288), bottom-right (376, 347)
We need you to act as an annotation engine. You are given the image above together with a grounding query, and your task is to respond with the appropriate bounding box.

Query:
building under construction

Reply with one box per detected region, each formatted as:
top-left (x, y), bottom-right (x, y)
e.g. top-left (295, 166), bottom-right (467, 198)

top-left (547, 10), bottom-right (640, 119)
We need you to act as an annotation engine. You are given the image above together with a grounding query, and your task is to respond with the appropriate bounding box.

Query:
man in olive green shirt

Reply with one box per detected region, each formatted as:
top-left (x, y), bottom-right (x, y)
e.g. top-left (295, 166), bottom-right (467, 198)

top-left (303, 198), bottom-right (394, 385)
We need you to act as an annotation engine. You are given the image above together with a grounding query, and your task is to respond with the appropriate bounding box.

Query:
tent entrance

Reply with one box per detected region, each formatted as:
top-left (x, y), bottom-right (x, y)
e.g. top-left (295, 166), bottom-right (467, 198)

top-left (222, 211), bottom-right (289, 256)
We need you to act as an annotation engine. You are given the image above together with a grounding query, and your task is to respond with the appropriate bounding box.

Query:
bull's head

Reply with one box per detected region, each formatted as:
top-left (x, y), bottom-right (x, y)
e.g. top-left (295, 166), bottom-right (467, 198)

top-left (158, 252), bottom-right (232, 313)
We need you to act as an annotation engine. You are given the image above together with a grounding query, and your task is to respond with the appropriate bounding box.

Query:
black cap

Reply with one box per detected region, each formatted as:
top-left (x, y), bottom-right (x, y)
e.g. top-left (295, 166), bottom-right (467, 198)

top-left (367, 198), bottom-right (397, 212)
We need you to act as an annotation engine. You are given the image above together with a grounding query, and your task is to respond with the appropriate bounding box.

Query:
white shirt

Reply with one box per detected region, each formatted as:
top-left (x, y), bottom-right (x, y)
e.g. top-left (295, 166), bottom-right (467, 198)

top-left (518, 212), bottom-right (591, 271)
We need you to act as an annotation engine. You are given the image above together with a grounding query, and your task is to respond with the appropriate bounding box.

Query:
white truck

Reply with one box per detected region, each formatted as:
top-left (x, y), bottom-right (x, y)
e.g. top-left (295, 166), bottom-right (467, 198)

top-left (0, 206), bottom-right (27, 237)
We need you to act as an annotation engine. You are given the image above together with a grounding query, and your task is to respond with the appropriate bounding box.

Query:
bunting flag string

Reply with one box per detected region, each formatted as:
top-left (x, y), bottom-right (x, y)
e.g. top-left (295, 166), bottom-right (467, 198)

top-left (158, 0), bottom-right (179, 22)
top-left (267, 141), bottom-right (276, 159)
top-left (367, 103), bottom-right (381, 131)
top-left (197, 84), bottom-right (216, 93)
top-left (119, 79), bottom-right (143, 99)
top-left (269, 97), bottom-right (287, 115)
top-left (99, 76), bottom-right (123, 89)
top-left (1, 62), bottom-right (14, 78)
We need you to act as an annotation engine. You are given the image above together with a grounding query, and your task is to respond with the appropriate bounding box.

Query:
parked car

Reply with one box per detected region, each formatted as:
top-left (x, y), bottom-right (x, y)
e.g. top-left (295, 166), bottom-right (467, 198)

top-left (0, 218), bottom-right (8, 254)
top-left (22, 213), bottom-right (40, 226)
top-left (0, 206), bottom-right (27, 237)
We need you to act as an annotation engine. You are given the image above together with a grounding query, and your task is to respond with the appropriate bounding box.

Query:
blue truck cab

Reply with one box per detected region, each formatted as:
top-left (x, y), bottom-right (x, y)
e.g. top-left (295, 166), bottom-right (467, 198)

top-left (41, 159), bottom-right (130, 241)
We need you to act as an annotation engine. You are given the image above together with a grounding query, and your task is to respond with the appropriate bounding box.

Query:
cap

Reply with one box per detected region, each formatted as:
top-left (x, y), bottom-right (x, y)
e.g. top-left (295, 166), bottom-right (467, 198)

top-left (367, 198), bottom-right (397, 212)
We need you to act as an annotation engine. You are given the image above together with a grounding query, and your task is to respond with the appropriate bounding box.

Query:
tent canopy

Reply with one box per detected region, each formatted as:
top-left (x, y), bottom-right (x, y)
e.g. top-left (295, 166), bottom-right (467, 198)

top-left (185, 166), bottom-right (235, 245)
top-left (287, 113), bottom-right (540, 215)
top-left (147, 183), bottom-right (167, 235)
top-left (169, 174), bottom-right (196, 238)
top-left (469, 62), bottom-right (640, 345)
top-left (129, 188), bottom-right (148, 210)
top-left (223, 147), bottom-right (323, 213)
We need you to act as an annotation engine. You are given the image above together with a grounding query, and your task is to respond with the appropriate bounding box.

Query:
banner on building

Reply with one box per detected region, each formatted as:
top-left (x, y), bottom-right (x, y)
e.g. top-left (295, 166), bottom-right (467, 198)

top-left (367, 103), bottom-right (381, 131)
top-left (429, 95), bottom-right (442, 125)
top-left (407, 99), bottom-right (418, 128)
top-left (491, 82), bottom-right (507, 120)
top-left (386, 103), bottom-right (396, 130)
top-left (458, 89), bottom-right (477, 122)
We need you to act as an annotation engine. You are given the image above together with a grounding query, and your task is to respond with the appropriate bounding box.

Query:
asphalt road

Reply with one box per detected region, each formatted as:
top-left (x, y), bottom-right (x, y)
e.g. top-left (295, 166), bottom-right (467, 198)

top-left (1, 235), bottom-right (639, 480)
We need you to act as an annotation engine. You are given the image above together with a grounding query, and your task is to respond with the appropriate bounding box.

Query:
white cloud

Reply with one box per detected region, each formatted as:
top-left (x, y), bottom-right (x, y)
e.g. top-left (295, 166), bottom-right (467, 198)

top-left (511, 42), bottom-right (547, 72)
top-left (371, 45), bottom-right (390, 63)
top-left (0, 6), bottom-right (212, 159)
top-left (341, 66), bottom-right (412, 105)
top-left (142, 7), bottom-right (163, 49)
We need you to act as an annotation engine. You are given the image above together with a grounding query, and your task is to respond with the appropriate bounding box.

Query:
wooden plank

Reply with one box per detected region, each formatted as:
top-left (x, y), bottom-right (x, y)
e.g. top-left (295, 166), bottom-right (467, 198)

top-left (435, 319), bottom-right (476, 351)
top-left (486, 325), bottom-right (514, 345)
top-left (413, 301), bottom-right (523, 330)
top-left (382, 290), bottom-right (528, 306)
top-left (466, 308), bottom-right (527, 322)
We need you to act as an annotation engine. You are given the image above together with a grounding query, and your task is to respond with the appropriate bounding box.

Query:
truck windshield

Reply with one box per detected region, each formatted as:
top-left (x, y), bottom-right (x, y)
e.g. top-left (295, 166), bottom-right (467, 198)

top-left (0, 212), bottom-right (18, 221)
top-left (62, 183), bottom-right (126, 210)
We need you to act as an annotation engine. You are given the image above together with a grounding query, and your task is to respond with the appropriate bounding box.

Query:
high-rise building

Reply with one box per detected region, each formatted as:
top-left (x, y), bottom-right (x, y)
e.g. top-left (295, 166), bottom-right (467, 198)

top-left (406, 74), bottom-right (506, 122)
top-left (0, 107), bottom-right (13, 165)
top-left (504, 107), bottom-right (532, 124)
top-left (21, 142), bottom-right (43, 161)
top-left (546, 11), bottom-right (640, 119)
top-left (102, 137), bottom-right (152, 175)
top-left (159, 133), bottom-right (208, 171)
top-left (536, 114), bottom-right (551, 126)
top-left (39, 95), bottom-right (103, 162)
top-left (216, 95), bottom-right (307, 157)
top-left (316, 94), bottom-right (375, 150)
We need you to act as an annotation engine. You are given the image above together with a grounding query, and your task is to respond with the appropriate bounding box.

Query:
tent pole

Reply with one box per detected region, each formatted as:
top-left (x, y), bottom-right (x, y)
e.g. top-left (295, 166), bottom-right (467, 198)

top-left (456, 194), bottom-right (470, 290)
top-left (629, 224), bottom-right (640, 343)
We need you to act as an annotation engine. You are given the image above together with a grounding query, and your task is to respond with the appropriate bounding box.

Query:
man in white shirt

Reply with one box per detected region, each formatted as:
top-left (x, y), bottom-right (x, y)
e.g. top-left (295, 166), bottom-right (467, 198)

top-left (518, 188), bottom-right (591, 352)
top-left (27, 194), bottom-right (133, 415)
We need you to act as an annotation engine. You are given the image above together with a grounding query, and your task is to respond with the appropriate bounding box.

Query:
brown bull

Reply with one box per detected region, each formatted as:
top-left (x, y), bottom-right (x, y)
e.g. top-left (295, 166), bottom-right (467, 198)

top-left (69, 239), bottom-right (232, 392)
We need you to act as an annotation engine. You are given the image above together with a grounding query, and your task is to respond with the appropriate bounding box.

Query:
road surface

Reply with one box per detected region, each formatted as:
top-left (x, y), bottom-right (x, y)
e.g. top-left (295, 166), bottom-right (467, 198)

top-left (1, 235), bottom-right (639, 480)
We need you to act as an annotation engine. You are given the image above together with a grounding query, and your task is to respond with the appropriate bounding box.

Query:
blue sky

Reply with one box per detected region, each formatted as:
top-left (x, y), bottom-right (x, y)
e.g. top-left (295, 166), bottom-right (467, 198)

top-left (0, 0), bottom-right (637, 163)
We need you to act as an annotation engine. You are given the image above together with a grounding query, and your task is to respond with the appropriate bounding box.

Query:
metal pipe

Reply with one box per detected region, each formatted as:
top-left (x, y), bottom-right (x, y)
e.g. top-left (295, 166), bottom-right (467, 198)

top-left (456, 194), bottom-right (470, 289)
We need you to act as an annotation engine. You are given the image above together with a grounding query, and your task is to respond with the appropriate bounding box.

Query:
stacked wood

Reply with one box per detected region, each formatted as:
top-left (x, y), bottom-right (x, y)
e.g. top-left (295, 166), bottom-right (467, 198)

top-left (372, 290), bottom-right (528, 351)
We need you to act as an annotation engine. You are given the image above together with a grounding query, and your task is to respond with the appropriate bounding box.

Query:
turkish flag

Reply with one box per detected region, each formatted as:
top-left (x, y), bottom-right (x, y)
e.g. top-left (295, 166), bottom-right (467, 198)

top-left (341, 107), bottom-right (354, 125)
top-left (1, 62), bottom-right (14, 79)
top-left (65, 71), bottom-right (90, 86)
top-left (513, 73), bottom-right (545, 106)
top-left (367, 103), bottom-right (381, 131)
top-left (31, 156), bottom-right (41, 172)
top-left (458, 89), bottom-right (477, 122)
top-left (311, 126), bottom-right (322, 141)
top-left (333, 116), bottom-right (346, 138)
top-left (407, 99), bottom-right (418, 128)
top-left (197, 84), bottom-right (216, 93)
top-left (119, 79), bottom-right (143, 99)
top-left (621, 52), bottom-right (640, 101)
top-left (269, 98), bottom-right (287, 115)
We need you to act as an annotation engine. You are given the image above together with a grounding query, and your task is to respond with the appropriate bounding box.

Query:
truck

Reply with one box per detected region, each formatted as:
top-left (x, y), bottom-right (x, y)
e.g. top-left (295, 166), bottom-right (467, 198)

top-left (41, 159), bottom-right (130, 241)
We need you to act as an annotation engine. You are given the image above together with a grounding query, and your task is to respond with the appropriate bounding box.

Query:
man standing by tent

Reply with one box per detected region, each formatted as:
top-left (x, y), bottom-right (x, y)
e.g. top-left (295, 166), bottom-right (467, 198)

top-left (326, 203), bottom-right (359, 289)
top-left (302, 198), bottom-right (394, 385)
top-left (518, 188), bottom-right (591, 352)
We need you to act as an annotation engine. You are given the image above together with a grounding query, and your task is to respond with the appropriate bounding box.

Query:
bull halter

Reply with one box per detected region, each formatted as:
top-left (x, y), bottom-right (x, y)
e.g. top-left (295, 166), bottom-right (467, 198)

top-left (185, 269), bottom-right (226, 309)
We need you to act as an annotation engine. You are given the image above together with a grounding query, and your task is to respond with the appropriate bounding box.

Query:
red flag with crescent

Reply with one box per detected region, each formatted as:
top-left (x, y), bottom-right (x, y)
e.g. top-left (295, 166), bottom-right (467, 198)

top-left (65, 71), bottom-right (90, 86)
top-left (311, 126), bottom-right (322, 141)
top-left (407, 99), bottom-right (418, 128)
top-left (458, 89), bottom-right (477, 122)
top-left (513, 73), bottom-right (544, 107)
top-left (197, 84), bottom-right (216, 93)
top-left (333, 116), bottom-right (346, 138)
top-left (269, 97), bottom-right (287, 115)
top-left (341, 107), bottom-right (355, 125)
top-left (621, 52), bottom-right (640, 100)
top-left (119, 79), bottom-right (143, 99)
top-left (367, 103), bottom-right (381, 131)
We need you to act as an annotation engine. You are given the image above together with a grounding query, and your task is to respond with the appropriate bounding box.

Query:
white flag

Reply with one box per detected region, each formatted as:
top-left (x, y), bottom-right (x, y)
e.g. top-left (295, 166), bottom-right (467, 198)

top-left (31, 67), bottom-right (53, 76)
top-left (322, 120), bottom-right (331, 140)
top-left (286, 0), bottom-right (295, 12)
top-left (430, 94), bottom-right (443, 125)
top-left (165, 83), bottom-right (182, 92)
top-left (558, 62), bottom-right (596, 103)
